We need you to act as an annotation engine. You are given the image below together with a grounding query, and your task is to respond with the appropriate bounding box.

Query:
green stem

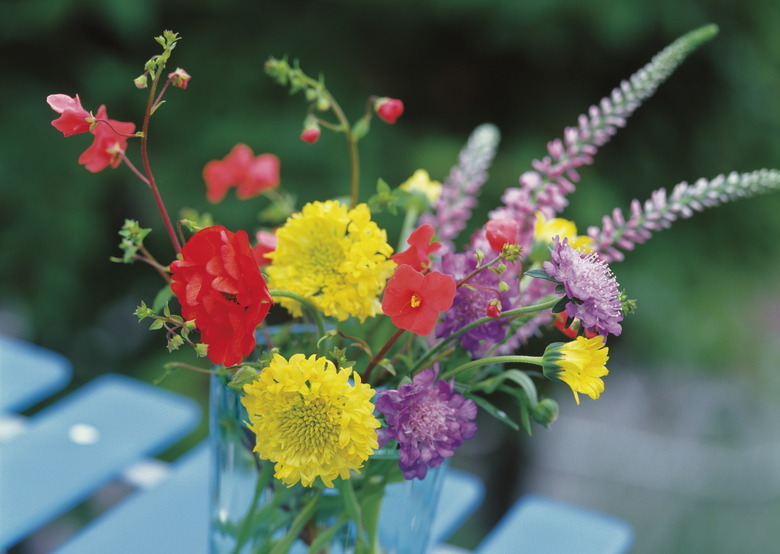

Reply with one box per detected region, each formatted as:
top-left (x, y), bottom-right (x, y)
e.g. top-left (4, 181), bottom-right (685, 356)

top-left (326, 93), bottom-right (360, 208)
top-left (363, 327), bottom-right (405, 383)
top-left (268, 289), bottom-right (327, 341)
top-left (409, 296), bottom-right (560, 375)
top-left (140, 66), bottom-right (182, 254)
top-left (442, 355), bottom-right (543, 380)
top-left (269, 490), bottom-right (322, 554)
top-left (230, 461), bottom-right (275, 554)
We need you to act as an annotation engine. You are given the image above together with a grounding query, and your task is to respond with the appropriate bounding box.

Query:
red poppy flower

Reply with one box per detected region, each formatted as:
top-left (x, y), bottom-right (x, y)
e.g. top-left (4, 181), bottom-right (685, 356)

top-left (485, 217), bottom-right (519, 252)
top-left (170, 225), bottom-right (273, 366)
top-left (381, 264), bottom-right (456, 336)
top-left (203, 144), bottom-right (280, 203)
top-left (375, 97), bottom-right (404, 124)
top-left (77, 105), bottom-right (136, 172)
top-left (47, 94), bottom-right (93, 137)
top-left (392, 224), bottom-right (441, 271)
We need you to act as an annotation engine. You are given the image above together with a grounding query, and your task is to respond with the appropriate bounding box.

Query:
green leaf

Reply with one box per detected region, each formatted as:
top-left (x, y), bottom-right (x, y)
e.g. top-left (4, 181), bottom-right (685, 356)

top-left (468, 394), bottom-right (519, 431)
top-left (551, 296), bottom-right (569, 314)
top-left (148, 319), bottom-right (164, 331)
top-left (351, 115), bottom-right (371, 142)
top-left (524, 268), bottom-right (557, 282)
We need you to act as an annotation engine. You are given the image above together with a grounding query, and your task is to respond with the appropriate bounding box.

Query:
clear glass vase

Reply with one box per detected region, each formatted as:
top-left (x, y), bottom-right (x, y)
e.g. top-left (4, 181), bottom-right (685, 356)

top-left (209, 372), bottom-right (447, 554)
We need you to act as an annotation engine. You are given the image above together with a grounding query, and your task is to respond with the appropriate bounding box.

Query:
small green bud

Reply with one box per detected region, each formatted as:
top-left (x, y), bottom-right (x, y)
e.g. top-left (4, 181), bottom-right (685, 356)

top-left (316, 96), bottom-right (330, 111)
top-left (498, 281), bottom-right (510, 293)
top-left (530, 398), bottom-right (559, 428)
top-left (167, 335), bottom-right (184, 352)
top-left (228, 365), bottom-right (260, 390)
top-left (134, 74), bottom-right (148, 89)
top-left (195, 343), bottom-right (208, 358)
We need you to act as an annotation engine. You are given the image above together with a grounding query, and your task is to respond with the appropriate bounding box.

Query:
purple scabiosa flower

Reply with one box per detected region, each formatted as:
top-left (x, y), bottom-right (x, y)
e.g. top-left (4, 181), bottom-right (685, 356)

top-left (435, 251), bottom-right (519, 357)
top-left (375, 366), bottom-right (478, 480)
top-left (543, 237), bottom-right (623, 338)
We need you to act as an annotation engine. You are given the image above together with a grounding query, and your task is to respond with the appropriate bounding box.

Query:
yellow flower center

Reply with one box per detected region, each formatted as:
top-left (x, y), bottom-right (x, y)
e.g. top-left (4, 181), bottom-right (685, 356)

top-left (410, 294), bottom-right (422, 308)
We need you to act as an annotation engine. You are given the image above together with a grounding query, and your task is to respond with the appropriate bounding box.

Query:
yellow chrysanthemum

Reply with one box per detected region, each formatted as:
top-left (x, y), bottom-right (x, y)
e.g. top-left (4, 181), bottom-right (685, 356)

top-left (533, 212), bottom-right (593, 251)
top-left (400, 169), bottom-right (442, 206)
top-left (265, 200), bottom-right (395, 321)
top-left (542, 336), bottom-right (609, 404)
top-left (241, 353), bottom-right (380, 488)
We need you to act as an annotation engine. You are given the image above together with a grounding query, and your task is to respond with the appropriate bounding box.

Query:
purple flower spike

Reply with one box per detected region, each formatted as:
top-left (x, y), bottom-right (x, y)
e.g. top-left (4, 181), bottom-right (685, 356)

top-left (375, 366), bottom-right (478, 480)
top-left (543, 237), bottom-right (623, 338)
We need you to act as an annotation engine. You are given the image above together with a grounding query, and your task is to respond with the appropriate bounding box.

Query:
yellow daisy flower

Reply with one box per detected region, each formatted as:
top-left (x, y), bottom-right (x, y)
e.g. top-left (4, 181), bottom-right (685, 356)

top-left (241, 353), bottom-right (380, 488)
top-left (265, 200), bottom-right (395, 321)
top-left (542, 336), bottom-right (609, 404)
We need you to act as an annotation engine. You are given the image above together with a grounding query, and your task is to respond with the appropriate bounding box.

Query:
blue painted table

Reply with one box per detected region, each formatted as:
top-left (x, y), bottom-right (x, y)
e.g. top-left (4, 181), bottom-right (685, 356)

top-left (0, 335), bottom-right (632, 553)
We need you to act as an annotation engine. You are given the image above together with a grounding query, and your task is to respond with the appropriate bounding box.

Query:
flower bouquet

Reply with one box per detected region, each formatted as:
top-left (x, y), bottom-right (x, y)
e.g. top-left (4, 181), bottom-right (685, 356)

top-left (47, 25), bottom-right (780, 553)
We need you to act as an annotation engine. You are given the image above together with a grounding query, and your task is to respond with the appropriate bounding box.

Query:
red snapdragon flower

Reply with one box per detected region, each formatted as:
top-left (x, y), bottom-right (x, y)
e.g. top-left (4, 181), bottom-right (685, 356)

top-left (78, 105), bottom-right (136, 173)
top-left (203, 143), bottom-right (280, 203)
top-left (392, 224), bottom-right (441, 271)
top-left (300, 126), bottom-right (321, 144)
top-left (375, 97), bottom-right (404, 124)
top-left (47, 94), bottom-right (93, 137)
top-left (252, 229), bottom-right (277, 267)
top-left (485, 217), bottom-right (519, 252)
top-left (170, 225), bottom-right (273, 366)
top-left (381, 264), bottom-right (456, 336)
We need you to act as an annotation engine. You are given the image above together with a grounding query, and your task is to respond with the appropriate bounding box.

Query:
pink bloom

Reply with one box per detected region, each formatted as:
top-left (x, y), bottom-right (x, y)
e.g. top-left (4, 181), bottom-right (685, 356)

top-left (77, 105), bottom-right (136, 172)
top-left (382, 264), bottom-right (456, 336)
top-left (392, 223), bottom-right (441, 271)
top-left (47, 94), bottom-right (93, 137)
top-left (300, 126), bottom-right (321, 144)
top-left (168, 68), bottom-right (191, 89)
top-left (485, 217), bottom-right (519, 252)
top-left (203, 144), bottom-right (280, 203)
top-left (252, 230), bottom-right (277, 266)
top-left (375, 97), bottom-right (404, 124)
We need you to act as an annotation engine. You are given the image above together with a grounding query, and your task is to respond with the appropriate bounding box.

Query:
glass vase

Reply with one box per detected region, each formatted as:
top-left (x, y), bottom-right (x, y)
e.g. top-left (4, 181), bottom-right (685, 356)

top-left (209, 372), bottom-right (447, 554)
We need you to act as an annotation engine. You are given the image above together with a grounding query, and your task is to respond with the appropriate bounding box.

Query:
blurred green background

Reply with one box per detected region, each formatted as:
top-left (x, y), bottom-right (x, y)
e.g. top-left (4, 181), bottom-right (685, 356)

top-left (2, 1), bottom-right (780, 552)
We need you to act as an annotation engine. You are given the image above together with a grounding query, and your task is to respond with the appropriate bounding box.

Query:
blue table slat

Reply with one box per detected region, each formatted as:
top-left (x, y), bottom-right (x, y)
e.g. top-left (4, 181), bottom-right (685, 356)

top-left (0, 374), bottom-right (201, 550)
top-left (0, 334), bottom-right (72, 413)
top-left (55, 442), bottom-right (211, 554)
top-left (474, 494), bottom-right (633, 554)
top-left (58, 442), bottom-right (484, 554)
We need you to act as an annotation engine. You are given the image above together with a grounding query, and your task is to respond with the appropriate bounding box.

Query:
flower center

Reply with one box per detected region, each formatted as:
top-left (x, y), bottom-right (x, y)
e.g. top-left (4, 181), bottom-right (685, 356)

top-left (281, 397), bottom-right (339, 455)
top-left (410, 294), bottom-right (421, 308)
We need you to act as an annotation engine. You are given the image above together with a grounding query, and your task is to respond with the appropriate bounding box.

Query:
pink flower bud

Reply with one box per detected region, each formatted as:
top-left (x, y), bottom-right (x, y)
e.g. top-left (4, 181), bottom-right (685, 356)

top-left (375, 97), bottom-right (404, 124)
top-left (486, 299), bottom-right (502, 318)
top-left (300, 126), bottom-right (321, 144)
top-left (485, 218), bottom-right (519, 253)
top-left (168, 68), bottom-right (191, 89)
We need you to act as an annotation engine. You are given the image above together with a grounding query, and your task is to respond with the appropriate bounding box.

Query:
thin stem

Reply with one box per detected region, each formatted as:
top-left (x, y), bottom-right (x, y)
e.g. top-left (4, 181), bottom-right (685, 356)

top-left (325, 93), bottom-right (360, 208)
top-left (363, 327), bottom-right (405, 383)
top-left (409, 296), bottom-right (560, 375)
top-left (119, 153), bottom-right (151, 186)
top-left (457, 254), bottom-right (502, 287)
top-left (268, 289), bottom-right (327, 340)
top-left (140, 67), bottom-right (182, 254)
top-left (441, 354), bottom-right (543, 380)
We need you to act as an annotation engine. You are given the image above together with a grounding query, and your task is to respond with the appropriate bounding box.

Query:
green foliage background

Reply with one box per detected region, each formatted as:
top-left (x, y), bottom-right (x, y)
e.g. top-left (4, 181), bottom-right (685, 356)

top-left (2, 0), bottom-right (780, 549)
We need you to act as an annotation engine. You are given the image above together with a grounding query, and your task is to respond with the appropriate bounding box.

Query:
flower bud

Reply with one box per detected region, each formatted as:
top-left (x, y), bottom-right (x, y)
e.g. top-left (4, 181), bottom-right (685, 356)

top-left (168, 68), bottom-right (191, 89)
top-left (485, 217), bottom-right (519, 253)
top-left (531, 398), bottom-right (559, 428)
top-left (374, 97), bottom-right (404, 124)
top-left (134, 74), bottom-right (148, 89)
top-left (486, 299), bottom-right (502, 318)
top-left (300, 125), bottom-right (321, 144)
